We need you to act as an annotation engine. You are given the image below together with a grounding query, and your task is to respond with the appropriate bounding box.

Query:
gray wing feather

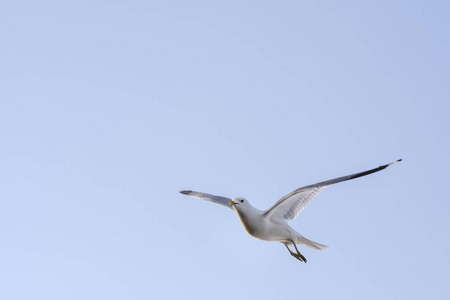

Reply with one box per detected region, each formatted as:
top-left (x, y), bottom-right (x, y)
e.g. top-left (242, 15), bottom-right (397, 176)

top-left (264, 159), bottom-right (402, 221)
top-left (279, 187), bottom-right (327, 220)
top-left (179, 190), bottom-right (233, 210)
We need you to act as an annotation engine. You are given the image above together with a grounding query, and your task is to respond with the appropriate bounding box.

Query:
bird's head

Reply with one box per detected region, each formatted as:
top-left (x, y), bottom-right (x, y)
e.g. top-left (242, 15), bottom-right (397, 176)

top-left (228, 197), bottom-right (251, 212)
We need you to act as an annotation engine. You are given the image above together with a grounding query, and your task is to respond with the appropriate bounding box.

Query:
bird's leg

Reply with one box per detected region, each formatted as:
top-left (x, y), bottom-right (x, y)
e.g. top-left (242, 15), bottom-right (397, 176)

top-left (292, 242), bottom-right (307, 263)
top-left (284, 244), bottom-right (305, 263)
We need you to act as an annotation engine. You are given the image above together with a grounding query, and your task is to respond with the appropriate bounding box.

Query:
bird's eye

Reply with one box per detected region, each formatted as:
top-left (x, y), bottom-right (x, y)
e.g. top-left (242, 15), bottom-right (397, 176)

top-left (240, 200), bottom-right (244, 203)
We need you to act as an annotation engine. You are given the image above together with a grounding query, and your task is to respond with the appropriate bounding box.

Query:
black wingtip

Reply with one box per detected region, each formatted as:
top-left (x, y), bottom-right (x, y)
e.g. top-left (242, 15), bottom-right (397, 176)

top-left (179, 190), bottom-right (192, 195)
top-left (386, 159), bottom-right (402, 168)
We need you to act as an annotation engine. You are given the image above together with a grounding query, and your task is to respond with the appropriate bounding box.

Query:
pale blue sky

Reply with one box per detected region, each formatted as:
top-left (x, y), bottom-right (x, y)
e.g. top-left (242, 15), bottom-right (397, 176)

top-left (1, 1), bottom-right (449, 299)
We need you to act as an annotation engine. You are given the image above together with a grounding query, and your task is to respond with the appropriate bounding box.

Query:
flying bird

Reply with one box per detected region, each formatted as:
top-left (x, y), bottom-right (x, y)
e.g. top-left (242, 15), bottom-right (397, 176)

top-left (180, 159), bottom-right (401, 263)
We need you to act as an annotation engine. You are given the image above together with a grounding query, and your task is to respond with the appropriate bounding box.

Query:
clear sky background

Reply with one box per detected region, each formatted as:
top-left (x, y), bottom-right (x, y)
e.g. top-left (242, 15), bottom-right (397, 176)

top-left (1, 1), bottom-right (449, 299)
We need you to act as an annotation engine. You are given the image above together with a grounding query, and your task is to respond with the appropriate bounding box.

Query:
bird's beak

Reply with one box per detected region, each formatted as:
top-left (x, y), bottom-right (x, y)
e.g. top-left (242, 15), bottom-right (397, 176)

top-left (229, 201), bottom-right (237, 206)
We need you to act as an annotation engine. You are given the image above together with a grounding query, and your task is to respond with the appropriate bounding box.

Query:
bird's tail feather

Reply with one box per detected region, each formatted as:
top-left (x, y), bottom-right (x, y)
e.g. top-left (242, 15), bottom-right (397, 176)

top-left (295, 235), bottom-right (328, 250)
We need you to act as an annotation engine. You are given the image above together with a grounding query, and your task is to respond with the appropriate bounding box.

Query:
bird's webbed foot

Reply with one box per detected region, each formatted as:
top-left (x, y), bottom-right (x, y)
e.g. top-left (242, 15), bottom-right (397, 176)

top-left (284, 243), bottom-right (307, 263)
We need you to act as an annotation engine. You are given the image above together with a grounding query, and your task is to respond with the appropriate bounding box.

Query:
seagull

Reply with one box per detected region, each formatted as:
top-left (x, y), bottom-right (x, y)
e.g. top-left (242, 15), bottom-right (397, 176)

top-left (180, 159), bottom-right (401, 263)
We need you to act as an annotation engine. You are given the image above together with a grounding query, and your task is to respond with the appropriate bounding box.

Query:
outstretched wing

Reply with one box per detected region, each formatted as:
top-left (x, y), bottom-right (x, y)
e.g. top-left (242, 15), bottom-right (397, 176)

top-left (179, 190), bottom-right (233, 210)
top-left (264, 159), bottom-right (402, 221)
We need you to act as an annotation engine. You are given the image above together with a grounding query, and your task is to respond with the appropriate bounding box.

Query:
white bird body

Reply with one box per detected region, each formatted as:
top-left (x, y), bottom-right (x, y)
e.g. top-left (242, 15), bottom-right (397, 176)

top-left (180, 159), bottom-right (401, 262)
top-left (231, 197), bottom-right (326, 250)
